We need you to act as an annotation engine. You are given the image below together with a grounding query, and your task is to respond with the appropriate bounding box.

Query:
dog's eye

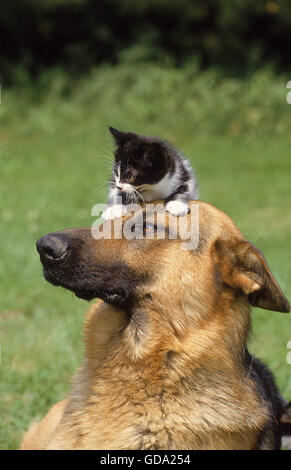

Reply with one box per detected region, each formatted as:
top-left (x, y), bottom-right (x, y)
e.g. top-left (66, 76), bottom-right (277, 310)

top-left (126, 173), bottom-right (135, 183)
top-left (130, 222), bottom-right (156, 234)
top-left (143, 222), bottom-right (156, 234)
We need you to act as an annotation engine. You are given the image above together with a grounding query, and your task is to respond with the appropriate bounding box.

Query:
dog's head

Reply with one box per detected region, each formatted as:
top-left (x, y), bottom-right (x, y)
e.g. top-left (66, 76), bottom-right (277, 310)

top-left (36, 202), bottom-right (289, 325)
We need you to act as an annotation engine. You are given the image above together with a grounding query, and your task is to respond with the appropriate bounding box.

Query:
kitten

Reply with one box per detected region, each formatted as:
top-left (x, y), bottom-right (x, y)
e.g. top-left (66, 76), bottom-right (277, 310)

top-left (102, 127), bottom-right (199, 220)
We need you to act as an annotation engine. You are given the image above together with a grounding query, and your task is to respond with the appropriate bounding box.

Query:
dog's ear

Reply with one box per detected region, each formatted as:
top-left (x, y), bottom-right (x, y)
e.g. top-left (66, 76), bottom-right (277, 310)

top-left (280, 402), bottom-right (291, 439)
top-left (213, 237), bottom-right (290, 313)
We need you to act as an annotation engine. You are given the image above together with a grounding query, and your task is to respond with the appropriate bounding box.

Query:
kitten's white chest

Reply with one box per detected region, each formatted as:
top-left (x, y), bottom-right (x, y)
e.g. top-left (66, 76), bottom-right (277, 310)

top-left (140, 173), bottom-right (175, 201)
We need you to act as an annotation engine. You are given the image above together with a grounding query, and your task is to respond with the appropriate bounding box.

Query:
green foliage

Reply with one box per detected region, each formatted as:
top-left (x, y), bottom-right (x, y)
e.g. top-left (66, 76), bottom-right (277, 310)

top-left (1, 0), bottom-right (291, 83)
top-left (0, 65), bottom-right (290, 448)
top-left (1, 64), bottom-right (290, 139)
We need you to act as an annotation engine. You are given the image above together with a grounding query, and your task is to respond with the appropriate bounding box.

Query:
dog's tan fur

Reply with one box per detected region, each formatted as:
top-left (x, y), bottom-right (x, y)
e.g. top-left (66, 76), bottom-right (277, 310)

top-left (21, 201), bottom-right (289, 449)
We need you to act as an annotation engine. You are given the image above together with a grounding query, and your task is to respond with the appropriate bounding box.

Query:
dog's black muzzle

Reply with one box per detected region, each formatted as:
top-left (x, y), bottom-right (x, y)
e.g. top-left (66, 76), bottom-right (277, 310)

top-left (36, 232), bottom-right (75, 290)
top-left (36, 230), bottom-right (134, 306)
top-left (36, 233), bottom-right (69, 264)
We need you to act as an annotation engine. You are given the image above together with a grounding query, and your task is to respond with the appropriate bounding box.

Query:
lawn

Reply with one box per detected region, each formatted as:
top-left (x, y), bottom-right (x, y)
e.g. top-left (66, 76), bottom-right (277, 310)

top-left (0, 64), bottom-right (290, 449)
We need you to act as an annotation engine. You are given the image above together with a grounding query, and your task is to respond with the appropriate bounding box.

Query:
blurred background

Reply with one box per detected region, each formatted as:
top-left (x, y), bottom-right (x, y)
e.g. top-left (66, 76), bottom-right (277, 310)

top-left (0, 0), bottom-right (290, 449)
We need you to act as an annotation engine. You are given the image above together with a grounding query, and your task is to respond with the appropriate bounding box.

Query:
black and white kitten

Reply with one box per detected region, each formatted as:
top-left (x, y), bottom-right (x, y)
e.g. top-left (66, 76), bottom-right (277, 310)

top-left (102, 127), bottom-right (198, 220)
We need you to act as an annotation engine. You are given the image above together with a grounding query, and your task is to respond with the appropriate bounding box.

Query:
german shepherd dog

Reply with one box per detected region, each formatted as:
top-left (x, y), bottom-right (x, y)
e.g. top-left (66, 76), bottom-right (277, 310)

top-left (21, 201), bottom-right (291, 450)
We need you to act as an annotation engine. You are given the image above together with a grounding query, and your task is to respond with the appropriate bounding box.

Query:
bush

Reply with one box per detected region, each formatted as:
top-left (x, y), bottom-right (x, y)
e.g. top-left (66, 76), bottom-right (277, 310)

top-left (1, 0), bottom-right (291, 84)
top-left (0, 64), bottom-right (289, 140)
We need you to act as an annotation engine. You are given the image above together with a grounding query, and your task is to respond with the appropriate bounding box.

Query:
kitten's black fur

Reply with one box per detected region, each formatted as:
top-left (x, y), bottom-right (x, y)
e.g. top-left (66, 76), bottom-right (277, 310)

top-left (102, 127), bottom-right (198, 220)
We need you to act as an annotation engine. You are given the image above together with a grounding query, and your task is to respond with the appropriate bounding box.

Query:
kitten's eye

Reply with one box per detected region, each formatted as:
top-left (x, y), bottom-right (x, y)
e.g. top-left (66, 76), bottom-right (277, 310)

top-left (126, 173), bottom-right (135, 183)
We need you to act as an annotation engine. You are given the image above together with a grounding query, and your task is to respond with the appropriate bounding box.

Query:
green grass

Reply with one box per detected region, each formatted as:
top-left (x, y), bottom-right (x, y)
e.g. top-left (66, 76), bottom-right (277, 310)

top-left (0, 64), bottom-right (290, 449)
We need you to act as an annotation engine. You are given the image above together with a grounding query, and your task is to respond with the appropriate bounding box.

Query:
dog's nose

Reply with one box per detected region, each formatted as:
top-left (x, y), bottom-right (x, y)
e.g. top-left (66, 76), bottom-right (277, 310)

top-left (36, 234), bottom-right (68, 261)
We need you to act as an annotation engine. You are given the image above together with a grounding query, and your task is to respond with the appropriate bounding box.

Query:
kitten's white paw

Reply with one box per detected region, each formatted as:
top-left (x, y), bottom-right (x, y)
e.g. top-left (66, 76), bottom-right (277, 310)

top-left (102, 205), bottom-right (127, 220)
top-left (165, 200), bottom-right (189, 216)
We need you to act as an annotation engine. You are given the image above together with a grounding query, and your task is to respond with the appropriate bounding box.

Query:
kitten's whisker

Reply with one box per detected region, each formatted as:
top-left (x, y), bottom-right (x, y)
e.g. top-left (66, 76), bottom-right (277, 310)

top-left (96, 182), bottom-right (112, 193)
top-left (132, 190), bottom-right (139, 205)
top-left (132, 192), bottom-right (138, 205)
top-left (97, 154), bottom-right (114, 162)
top-left (96, 155), bottom-right (114, 169)
top-left (132, 187), bottom-right (144, 204)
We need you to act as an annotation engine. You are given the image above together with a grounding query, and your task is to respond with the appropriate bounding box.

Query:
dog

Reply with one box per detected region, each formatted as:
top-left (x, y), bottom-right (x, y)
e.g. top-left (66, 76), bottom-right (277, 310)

top-left (21, 201), bottom-right (290, 450)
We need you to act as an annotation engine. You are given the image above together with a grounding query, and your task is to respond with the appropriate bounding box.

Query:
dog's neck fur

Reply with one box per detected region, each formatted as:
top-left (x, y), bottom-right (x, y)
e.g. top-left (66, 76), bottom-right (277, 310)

top-left (62, 295), bottom-right (268, 450)
top-left (85, 289), bottom-right (251, 370)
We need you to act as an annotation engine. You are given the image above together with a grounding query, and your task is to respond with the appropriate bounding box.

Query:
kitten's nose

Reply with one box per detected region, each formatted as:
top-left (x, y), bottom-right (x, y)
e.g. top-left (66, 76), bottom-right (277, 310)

top-left (116, 184), bottom-right (122, 190)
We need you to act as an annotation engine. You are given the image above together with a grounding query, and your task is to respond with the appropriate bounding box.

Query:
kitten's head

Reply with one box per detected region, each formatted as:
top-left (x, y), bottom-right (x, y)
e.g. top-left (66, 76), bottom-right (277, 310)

top-left (109, 127), bottom-right (174, 194)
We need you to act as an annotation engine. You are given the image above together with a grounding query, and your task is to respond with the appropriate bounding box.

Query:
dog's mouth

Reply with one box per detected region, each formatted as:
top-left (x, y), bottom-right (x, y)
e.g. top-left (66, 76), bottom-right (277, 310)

top-left (43, 267), bottom-right (98, 300)
top-left (37, 232), bottom-right (136, 309)
top-left (42, 267), bottom-right (130, 306)
top-left (73, 289), bottom-right (99, 301)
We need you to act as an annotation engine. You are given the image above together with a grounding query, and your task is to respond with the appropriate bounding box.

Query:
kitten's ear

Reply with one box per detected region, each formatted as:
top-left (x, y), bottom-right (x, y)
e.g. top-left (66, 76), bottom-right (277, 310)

top-left (141, 147), bottom-right (154, 167)
top-left (109, 127), bottom-right (128, 145)
top-left (140, 143), bottom-right (164, 167)
top-left (213, 237), bottom-right (290, 313)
